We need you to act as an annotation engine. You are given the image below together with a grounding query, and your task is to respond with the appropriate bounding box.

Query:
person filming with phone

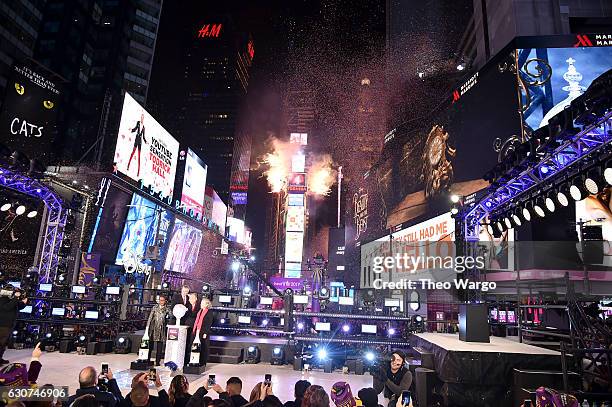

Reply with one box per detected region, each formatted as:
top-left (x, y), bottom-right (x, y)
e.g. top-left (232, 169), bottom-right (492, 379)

top-left (123, 371), bottom-right (170, 407)
top-left (210, 376), bottom-right (248, 407)
top-left (65, 365), bottom-right (123, 406)
top-left (372, 351), bottom-right (412, 407)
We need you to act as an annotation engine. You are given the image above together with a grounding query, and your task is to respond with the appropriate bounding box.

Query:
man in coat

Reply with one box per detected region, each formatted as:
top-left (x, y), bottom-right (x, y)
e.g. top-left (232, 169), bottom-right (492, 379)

top-left (146, 294), bottom-right (172, 366)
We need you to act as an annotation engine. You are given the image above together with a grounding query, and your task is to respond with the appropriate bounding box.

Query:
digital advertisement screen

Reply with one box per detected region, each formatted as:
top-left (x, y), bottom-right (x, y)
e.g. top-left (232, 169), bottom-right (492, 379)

top-left (286, 206), bottom-right (305, 232)
top-left (518, 45), bottom-right (612, 131)
top-left (361, 324), bottom-right (377, 334)
top-left (113, 93), bottom-right (180, 198)
top-left (72, 286), bottom-right (86, 294)
top-left (260, 297), bottom-right (273, 305)
top-left (180, 149), bottom-right (207, 218)
top-left (0, 64), bottom-right (60, 162)
top-left (212, 191), bottom-right (227, 231)
top-left (164, 219), bottom-right (203, 274)
top-left (106, 286), bottom-right (120, 295)
top-left (116, 194), bottom-right (161, 265)
top-left (285, 231), bottom-right (304, 262)
top-left (52, 307), bottom-right (65, 316)
top-left (288, 193), bottom-right (304, 207)
top-left (315, 322), bottom-right (330, 331)
top-left (231, 192), bottom-right (248, 205)
top-left (39, 283), bottom-right (52, 292)
top-left (227, 217), bottom-right (245, 243)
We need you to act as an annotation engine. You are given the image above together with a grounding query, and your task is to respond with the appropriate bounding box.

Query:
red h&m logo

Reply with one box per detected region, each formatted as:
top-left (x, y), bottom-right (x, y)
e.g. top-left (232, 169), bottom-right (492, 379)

top-left (198, 24), bottom-right (222, 38)
top-left (574, 34), bottom-right (593, 47)
top-left (452, 90), bottom-right (460, 103)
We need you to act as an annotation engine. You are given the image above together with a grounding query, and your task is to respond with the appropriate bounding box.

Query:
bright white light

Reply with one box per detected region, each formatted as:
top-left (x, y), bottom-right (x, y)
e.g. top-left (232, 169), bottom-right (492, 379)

top-left (317, 348), bottom-right (328, 360)
top-left (450, 207), bottom-right (459, 215)
top-left (512, 214), bottom-right (522, 227)
top-left (557, 192), bottom-right (569, 207)
top-left (0, 203), bottom-right (10, 212)
top-left (262, 319), bottom-right (269, 326)
top-left (45, 333), bottom-right (52, 338)
top-left (297, 322), bottom-right (304, 330)
top-left (243, 286), bottom-right (251, 294)
top-left (248, 346), bottom-right (255, 353)
top-left (604, 167), bottom-right (612, 185)
top-left (27, 211), bottom-right (37, 218)
top-left (545, 197), bottom-right (555, 213)
top-left (522, 207), bottom-right (531, 221)
top-left (450, 194), bottom-right (460, 203)
top-left (415, 315), bottom-right (423, 322)
top-left (72, 180), bottom-right (78, 185)
top-left (534, 204), bottom-right (546, 217)
top-left (12, 330), bottom-right (18, 336)
top-left (365, 352), bottom-right (375, 362)
top-left (585, 178), bottom-right (600, 195)
top-left (79, 335), bottom-right (86, 341)
top-left (118, 337), bottom-right (125, 344)
top-left (232, 261), bottom-right (240, 272)
top-left (388, 328), bottom-right (396, 335)
top-left (570, 185), bottom-right (585, 201)
top-left (504, 217), bottom-right (512, 229)
top-left (220, 318), bottom-right (226, 324)
top-left (16, 205), bottom-right (26, 215)
top-left (456, 63), bottom-right (466, 71)
top-left (273, 347), bottom-right (281, 355)
top-left (250, 256), bottom-right (255, 261)
top-left (342, 324), bottom-right (350, 332)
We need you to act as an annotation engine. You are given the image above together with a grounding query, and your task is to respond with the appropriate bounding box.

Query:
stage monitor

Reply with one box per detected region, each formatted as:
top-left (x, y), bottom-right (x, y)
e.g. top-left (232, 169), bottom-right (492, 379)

top-left (51, 307), bottom-right (65, 317)
top-left (85, 311), bottom-right (99, 320)
top-left (105, 286), bottom-right (120, 295)
top-left (490, 308), bottom-right (498, 321)
top-left (20, 305), bottom-right (32, 314)
top-left (498, 310), bottom-right (507, 323)
top-left (238, 315), bottom-right (251, 324)
top-left (361, 324), bottom-right (377, 334)
top-left (293, 295), bottom-right (309, 304)
top-left (507, 310), bottom-right (516, 323)
top-left (8, 282), bottom-right (21, 289)
top-left (384, 298), bottom-right (400, 307)
top-left (72, 286), bottom-right (86, 294)
top-left (259, 296), bottom-right (273, 305)
top-left (338, 296), bottom-right (354, 306)
top-left (315, 322), bottom-right (330, 331)
top-left (218, 295), bottom-right (232, 304)
top-left (38, 283), bottom-right (53, 292)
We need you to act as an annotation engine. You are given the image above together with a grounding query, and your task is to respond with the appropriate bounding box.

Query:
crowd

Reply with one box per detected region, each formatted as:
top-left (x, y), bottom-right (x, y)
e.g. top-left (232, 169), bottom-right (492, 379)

top-left (0, 346), bottom-right (413, 407)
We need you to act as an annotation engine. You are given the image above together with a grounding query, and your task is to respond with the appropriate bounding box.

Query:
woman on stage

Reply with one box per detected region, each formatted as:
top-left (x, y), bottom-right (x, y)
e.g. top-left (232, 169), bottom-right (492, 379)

top-left (191, 298), bottom-right (214, 368)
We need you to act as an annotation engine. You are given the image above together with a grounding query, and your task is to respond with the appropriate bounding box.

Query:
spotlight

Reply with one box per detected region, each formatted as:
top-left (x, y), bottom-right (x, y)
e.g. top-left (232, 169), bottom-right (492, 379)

top-left (456, 62), bottom-right (466, 71)
top-left (271, 346), bottom-right (285, 365)
top-left (27, 210), bottom-right (37, 218)
top-left (15, 205), bottom-right (26, 216)
top-left (161, 282), bottom-right (169, 289)
top-left (496, 220), bottom-right (506, 233)
top-left (364, 351), bottom-right (375, 362)
top-left (604, 161), bottom-right (612, 184)
top-left (115, 335), bottom-right (131, 353)
top-left (503, 215), bottom-right (512, 229)
top-left (388, 327), bottom-right (396, 336)
top-left (450, 194), bottom-right (460, 203)
top-left (249, 255), bottom-right (255, 261)
top-left (570, 181), bottom-right (588, 201)
top-left (220, 318), bottom-right (226, 324)
top-left (245, 346), bottom-right (261, 364)
top-left (545, 193), bottom-right (556, 213)
top-left (342, 324), bottom-right (350, 333)
top-left (297, 322), bottom-right (305, 330)
top-left (262, 319), bottom-right (269, 327)
top-left (533, 198), bottom-right (546, 217)
top-left (521, 204), bottom-right (532, 222)
top-left (320, 287), bottom-right (328, 296)
top-left (243, 286), bottom-right (252, 296)
top-left (0, 203), bottom-right (10, 211)
top-left (201, 283), bottom-right (211, 293)
top-left (231, 261), bottom-right (240, 272)
top-left (557, 185), bottom-right (570, 207)
top-left (584, 168), bottom-right (604, 195)
top-left (317, 348), bottom-right (328, 360)
top-left (415, 315), bottom-right (423, 322)
top-left (511, 211), bottom-right (522, 227)
top-left (12, 330), bottom-right (18, 336)
top-left (450, 207), bottom-right (459, 215)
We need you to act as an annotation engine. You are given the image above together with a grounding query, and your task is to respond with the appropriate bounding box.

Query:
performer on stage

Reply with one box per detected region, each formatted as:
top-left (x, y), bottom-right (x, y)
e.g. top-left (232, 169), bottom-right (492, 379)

top-left (183, 293), bottom-right (200, 366)
top-left (373, 351), bottom-right (412, 407)
top-left (0, 286), bottom-right (27, 365)
top-left (127, 112), bottom-right (147, 177)
top-left (145, 294), bottom-right (171, 366)
top-left (172, 285), bottom-right (190, 308)
top-left (191, 298), bottom-right (214, 368)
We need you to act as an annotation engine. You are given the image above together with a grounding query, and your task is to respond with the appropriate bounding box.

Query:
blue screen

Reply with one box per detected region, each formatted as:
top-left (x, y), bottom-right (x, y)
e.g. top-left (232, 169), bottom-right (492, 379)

top-left (116, 194), bottom-right (159, 265)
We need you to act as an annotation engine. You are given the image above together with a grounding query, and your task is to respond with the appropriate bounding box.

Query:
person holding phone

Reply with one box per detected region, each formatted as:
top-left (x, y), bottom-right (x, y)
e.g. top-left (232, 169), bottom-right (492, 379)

top-left (211, 377), bottom-right (248, 407)
top-left (0, 286), bottom-right (28, 365)
top-left (65, 365), bottom-right (123, 406)
top-left (372, 351), bottom-right (412, 407)
top-left (125, 371), bottom-right (170, 407)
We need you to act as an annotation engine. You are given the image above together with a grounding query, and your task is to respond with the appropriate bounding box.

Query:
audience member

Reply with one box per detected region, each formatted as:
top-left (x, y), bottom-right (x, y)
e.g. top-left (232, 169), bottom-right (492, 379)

top-left (372, 351), bottom-right (412, 407)
top-left (330, 382), bottom-right (359, 407)
top-left (65, 366), bottom-right (122, 407)
top-left (123, 372), bottom-right (169, 407)
top-left (0, 342), bottom-right (42, 387)
top-left (211, 377), bottom-right (248, 407)
top-left (302, 386), bottom-right (329, 407)
top-left (284, 380), bottom-right (310, 407)
top-left (71, 394), bottom-right (105, 407)
top-left (246, 382), bottom-right (264, 405)
top-left (357, 389), bottom-right (381, 407)
top-left (169, 375), bottom-right (192, 407)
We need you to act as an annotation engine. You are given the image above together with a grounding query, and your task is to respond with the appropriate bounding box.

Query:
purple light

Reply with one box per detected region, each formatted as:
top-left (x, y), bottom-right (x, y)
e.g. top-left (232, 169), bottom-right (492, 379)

top-left (262, 319), bottom-right (269, 326)
top-left (485, 201), bottom-right (492, 207)
top-left (388, 328), bottom-right (396, 335)
top-left (540, 166), bottom-right (549, 174)
top-left (342, 324), bottom-right (350, 332)
top-left (297, 322), bottom-right (304, 330)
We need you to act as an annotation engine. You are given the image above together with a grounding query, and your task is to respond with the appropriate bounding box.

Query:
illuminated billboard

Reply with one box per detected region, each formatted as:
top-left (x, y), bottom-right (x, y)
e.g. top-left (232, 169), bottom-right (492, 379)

top-left (289, 133), bottom-right (308, 145)
top-left (288, 173), bottom-right (307, 192)
top-left (180, 148), bottom-right (207, 218)
top-left (286, 206), bottom-right (305, 232)
top-left (113, 93), bottom-right (180, 199)
top-left (204, 186), bottom-right (227, 232)
top-left (227, 217), bottom-right (245, 243)
top-left (285, 231), bottom-right (304, 263)
top-left (288, 193), bottom-right (304, 207)
top-left (165, 219), bottom-right (202, 274)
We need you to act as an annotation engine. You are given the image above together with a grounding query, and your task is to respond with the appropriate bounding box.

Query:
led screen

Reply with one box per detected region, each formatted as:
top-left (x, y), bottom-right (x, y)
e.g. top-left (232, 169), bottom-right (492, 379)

top-left (116, 194), bottom-right (160, 265)
top-left (181, 149), bottom-right (207, 218)
top-left (285, 232), bottom-right (304, 263)
top-left (164, 219), bottom-right (202, 274)
top-left (286, 206), bottom-right (305, 232)
top-left (114, 93), bottom-right (179, 198)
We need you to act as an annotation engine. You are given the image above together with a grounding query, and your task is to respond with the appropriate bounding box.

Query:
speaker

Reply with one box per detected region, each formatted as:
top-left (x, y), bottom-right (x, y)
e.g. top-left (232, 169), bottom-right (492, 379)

top-left (59, 339), bottom-right (74, 353)
top-left (86, 342), bottom-right (98, 355)
top-left (98, 340), bottom-right (113, 353)
top-left (412, 347), bottom-right (434, 369)
top-left (459, 303), bottom-right (490, 343)
top-left (293, 357), bottom-right (303, 371)
top-left (490, 324), bottom-right (507, 337)
top-left (414, 367), bottom-right (437, 407)
top-left (323, 359), bottom-right (333, 373)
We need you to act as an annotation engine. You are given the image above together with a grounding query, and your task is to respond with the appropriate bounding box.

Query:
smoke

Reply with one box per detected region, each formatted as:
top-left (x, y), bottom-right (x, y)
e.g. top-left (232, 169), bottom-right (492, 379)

top-left (308, 154), bottom-right (336, 196)
top-left (260, 137), bottom-right (301, 193)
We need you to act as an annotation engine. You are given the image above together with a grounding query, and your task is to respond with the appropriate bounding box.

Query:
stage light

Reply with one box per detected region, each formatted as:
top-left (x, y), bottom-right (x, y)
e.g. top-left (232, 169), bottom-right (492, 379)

top-left (45, 333), bottom-right (52, 339)
top-left (545, 193), bottom-right (556, 213)
top-left (317, 348), bottom-right (328, 360)
top-left (243, 286), bottom-right (252, 296)
top-left (161, 282), bottom-right (169, 289)
top-left (27, 210), bottom-right (37, 218)
top-left (115, 335), bottom-right (131, 353)
top-left (511, 211), bottom-right (522, 227)
top-left (220, 318), bottom-right (226, 324)
top-left (450, 207), bottom-right (459, 215)
top-left (342, 324), bottom-right (350, 333)
top-left (249, 255), bottom-right (255, 261)
top-left (12, 330), bottom-right (18, 336)
top-left (456, 62), bottom-right (466, 71)
top-left (570, 178), bottom-right (588, 201)
top-left (388, 327), bottom-right (396, 336)
top-left (0, 203), bottom-right (10, 211)
top-left (320, 287), bottom-right (328, 296)
top-left (415, 315), bottom-right (423, 322)
top-left (271, 346), bottom-right (285, 365)
top-left (557, 185), bottom-right (570, 207)
top-left (486, 223), bottom-right (495, 235)
top-left (450, 194), bottom-right (460, 203)
top-left (297, 322), bottom-right (305, 330)
top-left (584, 168), bottom-right (604, 194)
top-left (262, 319), bottom-right (269, 327)
top-left (604, 161), bottom-right (612, 184)
top-left (245, 346), bottom-right (261, 364)
top-left (365, 351), bottom-right (375, 362)
top-left (232, 261), bottom-right (240, 272)
top-left (15, 205), bottom-right (26, 215)
top-left (521, 204), bottom-right (532, 221)
top-left (496, 220), bottom-right (506, 233)
top-left (503, 215), bottom-right (512, 229)
top-left (533, 199), bottom-right (546, 218)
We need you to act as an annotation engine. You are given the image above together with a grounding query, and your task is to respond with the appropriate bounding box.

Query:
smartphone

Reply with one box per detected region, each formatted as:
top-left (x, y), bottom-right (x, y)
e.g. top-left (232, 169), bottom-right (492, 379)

top-left (401, 391), bottom-right (411, 406)
top-left (264, 374), bottom-right (272, 385)
top-left (524, 401), bottom-right (532, 407)
top-left (148, 368), bottom-right (156, 381)
top-left (101, 363), bottom-right (109, 375)
top-left (208, 374), bottom-right (216, 386)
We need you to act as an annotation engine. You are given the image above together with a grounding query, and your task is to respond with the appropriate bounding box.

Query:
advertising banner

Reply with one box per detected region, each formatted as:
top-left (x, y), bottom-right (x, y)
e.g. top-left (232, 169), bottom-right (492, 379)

top-left (231, 192), bottom-right (248, 205)
top-left (284, 262), bottom-right (302, 279)
top-left (285, 231), bottom-right (304, 263)
top-left (116, 194), bottom-right (161, 266)
top-left (227, 217), bottom-right (245, 243)
top-left (113, 93), bottom-right (180, 198)
top-left (286, 206), bottom-right (305, 232)
top-left (327, 227), bottom-right (345, 278)
top-left (180, 148), bottom-right (207, 218)
top-left (165, 219), bottom-right (203, 274)
top-left (288, 173), bottom-right (307, 192)
top-left (288, 193), bottom-right (304, 207)
top-left (78, 253), bottom-right (101, 299)
top-left (211, 191), bottom-right (227, 231)
top-left (0, 64), bottom-right (61, 162)
top-left (270, 276), bottom-right (304, 291)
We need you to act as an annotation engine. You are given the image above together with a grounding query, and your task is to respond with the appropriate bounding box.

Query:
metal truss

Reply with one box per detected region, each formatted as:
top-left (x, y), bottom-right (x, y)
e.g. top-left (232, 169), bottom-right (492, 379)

top-left (0, 166), bottom-right (65, 283)
top-left (464, 110), bottom-right (612, 240)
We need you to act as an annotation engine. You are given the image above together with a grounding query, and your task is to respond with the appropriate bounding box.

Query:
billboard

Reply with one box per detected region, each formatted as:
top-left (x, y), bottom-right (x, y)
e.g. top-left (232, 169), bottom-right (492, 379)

top-left (211, 189), bottom-right (227, 231)
top-left (518, 45), bottom-right (612, 131)
top-left (180, 148), bottom-right (207, 218)
top-left (227, 217), bottom-right (245, 243)
top-left (116, 194), bottom-right (169, 266)
top-left (231, 192), bottom-right (248, 205)
top-left (89, 179), bottom-right (132, 264)
top-left (286, 206), bottom-right (305, 231)
top-left (113, 93), bottom-right (180, 199)
top-left (327, 227), bottom-right (346, 279)
top-left (0, 64), bottom-right (60, 162)
top-left (288, 193), bottom-right (304, 207)
top-left (285, 231), bottom-right (304, 263)
top-left (165, 219), bottom-right (203, 274)
top-left (288, 173), bottom-right (307, 192)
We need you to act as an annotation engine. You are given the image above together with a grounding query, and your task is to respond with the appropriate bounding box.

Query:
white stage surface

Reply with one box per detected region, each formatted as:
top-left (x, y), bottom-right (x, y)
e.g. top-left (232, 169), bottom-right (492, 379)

top-left (4, 348), bottom-right (383, 404)
top-left (414, 333), bottom-right (560, 355)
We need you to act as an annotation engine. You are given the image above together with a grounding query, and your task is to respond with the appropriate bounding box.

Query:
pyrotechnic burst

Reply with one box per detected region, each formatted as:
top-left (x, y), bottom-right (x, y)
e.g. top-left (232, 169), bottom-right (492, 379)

top-left (308, 154), bottom-right (336, 196)
top-left (260, 137), bottom-right (301, 193)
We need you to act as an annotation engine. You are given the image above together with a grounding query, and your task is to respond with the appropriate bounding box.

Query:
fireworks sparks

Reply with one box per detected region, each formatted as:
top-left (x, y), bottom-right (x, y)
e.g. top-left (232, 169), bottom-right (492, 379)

top-left (308, 154), bottom-right (336, 196)
top-left (260, 137), bottom-right (301, 193)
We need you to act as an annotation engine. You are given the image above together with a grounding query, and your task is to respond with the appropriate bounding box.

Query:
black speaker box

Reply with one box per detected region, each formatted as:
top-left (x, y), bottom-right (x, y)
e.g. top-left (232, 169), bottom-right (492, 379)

top-left (59, 339), bottom-right (74, 353)
top-left (86, 342), bottom-right (98, 355)
top-left (414, 367), bottom-right (437, 407)
top-left (98, 340), bottom-right (113, 353)
top-left (459, 303), bottom-right (490, 343)
top-left (293, 357), bottom-right (303, 371)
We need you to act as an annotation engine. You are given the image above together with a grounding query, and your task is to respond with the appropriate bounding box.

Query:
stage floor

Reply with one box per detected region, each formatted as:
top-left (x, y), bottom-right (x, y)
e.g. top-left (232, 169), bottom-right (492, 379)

top-left (414, 333), bottom-right (560, 355)
top-left (4, 348), bottom-right (382, 404)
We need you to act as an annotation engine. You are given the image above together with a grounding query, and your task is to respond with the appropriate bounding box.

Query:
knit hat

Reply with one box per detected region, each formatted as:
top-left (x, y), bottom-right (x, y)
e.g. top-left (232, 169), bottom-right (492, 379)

top-left (331, 382), bottom-right (361, 407)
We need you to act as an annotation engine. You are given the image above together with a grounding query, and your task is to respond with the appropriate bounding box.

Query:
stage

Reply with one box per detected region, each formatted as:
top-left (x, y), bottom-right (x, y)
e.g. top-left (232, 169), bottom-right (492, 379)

top-left (411, 333), bottom-right (563, 407)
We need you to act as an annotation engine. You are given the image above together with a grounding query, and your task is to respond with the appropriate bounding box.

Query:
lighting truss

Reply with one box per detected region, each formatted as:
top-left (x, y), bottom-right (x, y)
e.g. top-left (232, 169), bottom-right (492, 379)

top-left (0, 166), bottom-right (66, 283)
top-left (464, 111), bottom-right (612, 240)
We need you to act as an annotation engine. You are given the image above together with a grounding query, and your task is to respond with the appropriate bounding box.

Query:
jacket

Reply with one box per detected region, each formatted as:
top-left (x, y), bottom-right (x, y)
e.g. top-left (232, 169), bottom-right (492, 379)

top-left (122, 389), bottom-right (170, 407)
top-left (64, 378), bottom-right (123, 407)
top-left (0, 297), bottom-right (26, 327)
top-left (373, 366), bottom-right (412, 400)
top-left (146, 304), bottom-right (171, 342)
